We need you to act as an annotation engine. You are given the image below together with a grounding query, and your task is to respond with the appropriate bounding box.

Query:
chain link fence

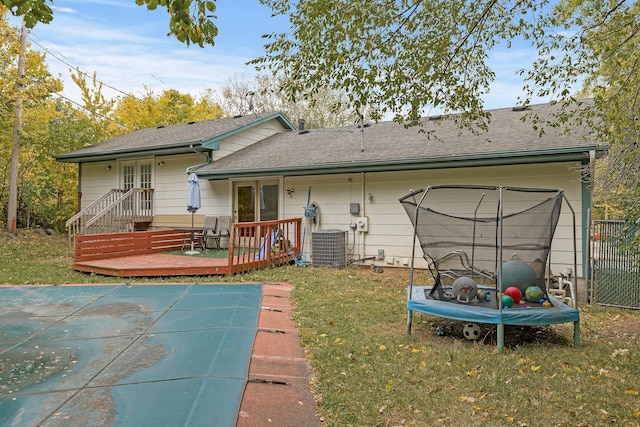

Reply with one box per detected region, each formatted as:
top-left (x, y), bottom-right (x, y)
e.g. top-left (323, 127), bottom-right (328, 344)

top-left (591, 220), bottom-right (640, 309)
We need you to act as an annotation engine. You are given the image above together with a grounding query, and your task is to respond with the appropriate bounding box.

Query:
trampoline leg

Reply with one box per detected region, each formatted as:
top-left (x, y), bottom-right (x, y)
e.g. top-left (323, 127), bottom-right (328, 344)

top-left (407, 310), bottom-right (413, 335)
top-left (497, 323), bottom-right (504, 353)
top-left (574, 321), bottom-right (581, 347)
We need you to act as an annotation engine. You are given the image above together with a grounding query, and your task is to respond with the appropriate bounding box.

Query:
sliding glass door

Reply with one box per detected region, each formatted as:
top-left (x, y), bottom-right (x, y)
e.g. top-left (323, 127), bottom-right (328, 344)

top-left (234, 180), bottom-right (280, 223)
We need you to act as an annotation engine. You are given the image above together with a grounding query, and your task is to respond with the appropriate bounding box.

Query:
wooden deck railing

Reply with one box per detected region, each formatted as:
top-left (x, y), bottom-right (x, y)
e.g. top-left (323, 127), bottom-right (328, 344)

top-left (74, 229), bottom-right (184, 264)
top-left (66, 188), bottom-right (154, 250)
top-left (72, 218), bottom-right (302, 276)
top-left (229, 218), bottom-right (302, 274)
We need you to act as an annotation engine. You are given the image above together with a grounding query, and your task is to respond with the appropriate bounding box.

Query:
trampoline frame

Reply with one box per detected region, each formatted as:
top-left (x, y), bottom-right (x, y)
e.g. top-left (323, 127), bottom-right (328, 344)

top-left (402, 185), bottom-right (580, 352)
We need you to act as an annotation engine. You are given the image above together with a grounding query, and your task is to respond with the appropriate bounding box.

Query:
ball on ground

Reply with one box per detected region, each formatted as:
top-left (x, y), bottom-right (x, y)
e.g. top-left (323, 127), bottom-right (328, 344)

top-left (463, 323), bottom-right (481, 340)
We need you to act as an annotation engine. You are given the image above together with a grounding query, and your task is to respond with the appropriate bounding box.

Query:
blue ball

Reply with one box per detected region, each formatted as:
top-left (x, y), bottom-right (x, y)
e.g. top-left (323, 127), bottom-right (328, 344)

top-left (501, 295), bottom-right (514, 308)
top-left (501, 260), bottom-right (538, 293)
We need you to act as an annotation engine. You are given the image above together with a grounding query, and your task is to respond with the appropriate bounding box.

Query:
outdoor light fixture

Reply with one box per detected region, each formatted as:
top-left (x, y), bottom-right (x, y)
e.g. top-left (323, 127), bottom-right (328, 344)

top-left (157, 161), bottom-right (165, 167)
top-left (104, 165), bottom-right (112, 171)
top-left (286, 188), bottom-right (295, 195)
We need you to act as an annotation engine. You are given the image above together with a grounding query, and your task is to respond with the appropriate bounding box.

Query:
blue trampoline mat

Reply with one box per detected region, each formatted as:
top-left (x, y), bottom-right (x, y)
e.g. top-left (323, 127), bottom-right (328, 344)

top-left (0, 283), bottom-right (262, 426)
top-left (408, 285), bottom-right (580, 326)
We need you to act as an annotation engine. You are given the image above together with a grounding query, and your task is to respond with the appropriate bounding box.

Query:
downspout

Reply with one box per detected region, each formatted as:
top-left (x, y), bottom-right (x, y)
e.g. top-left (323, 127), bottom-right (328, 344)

top-left (361, 171), bottom-right (366, 261)
top-left (585, 149), bottom-right (596, 301)
top-left (77, 163), bottom-right (83, 213)
top-left (185, 141), bottom-right (211, 173)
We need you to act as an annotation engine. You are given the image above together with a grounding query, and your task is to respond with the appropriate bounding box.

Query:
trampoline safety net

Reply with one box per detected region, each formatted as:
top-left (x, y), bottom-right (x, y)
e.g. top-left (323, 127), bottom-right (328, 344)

top-left (400, 185), bottom-right (563, 292)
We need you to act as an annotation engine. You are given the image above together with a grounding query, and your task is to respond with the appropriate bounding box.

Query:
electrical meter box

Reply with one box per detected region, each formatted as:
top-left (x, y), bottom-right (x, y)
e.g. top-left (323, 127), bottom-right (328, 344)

top-left (350, 202), bottom-right (360, 215)
top-left (356, 216), bottom-right (369, 232)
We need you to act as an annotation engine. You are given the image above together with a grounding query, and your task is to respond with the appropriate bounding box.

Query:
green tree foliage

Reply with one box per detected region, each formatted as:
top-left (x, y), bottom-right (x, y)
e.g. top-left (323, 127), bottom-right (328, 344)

top-left (1, 10), bottom-right (105, 231)
top-left (541, 1), bottom-right (640, 222)
top-left (254, 0), bottom-right (639, 219)
top-left (252, 0), bottom-right (636, 128)
top-left (253, 0), bottom-right (555, 128)
top-left (47, 99), bottom-right (108, 229)
top-left (2, 0), bottom-right (218, 47)
top-left (0, 23), bottom-right (65, 230)
top-left (515, 1), bottom-right (639, 222)
top-left (110, 87), bottom-right (225, 131)
top-left (0, 5), bottom-right (215, 231)
top-left (70, 69), bottom-right (116, 125)
top-left (0, 0), bottom-right (52, 28)
top-left (15, 99), bottom-right (77, 230)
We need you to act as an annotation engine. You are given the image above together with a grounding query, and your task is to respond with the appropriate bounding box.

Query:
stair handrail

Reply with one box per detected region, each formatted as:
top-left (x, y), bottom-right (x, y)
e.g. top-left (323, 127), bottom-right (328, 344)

top-left (66, 189), bottom-right (128, 250)
top-left (65, 189), bottom-right (127, 229)
top-left (84, 188), bottom-right (154, 229)
top-left (66, 188), bottom-right (154, 251)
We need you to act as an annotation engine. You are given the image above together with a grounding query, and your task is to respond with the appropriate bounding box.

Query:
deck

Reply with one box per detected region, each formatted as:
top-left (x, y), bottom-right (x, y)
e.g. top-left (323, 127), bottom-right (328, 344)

top-left (74, 253), bottom-right (234, 277)
top-left (72, 218), bottom-right (302, 278)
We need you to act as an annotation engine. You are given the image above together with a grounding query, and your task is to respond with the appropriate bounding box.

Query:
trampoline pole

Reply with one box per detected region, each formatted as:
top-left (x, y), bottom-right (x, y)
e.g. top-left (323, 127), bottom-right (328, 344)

top-left (471, 192), bottom-right (485, 279)
top-left (497, 323), bottom-right (504, 353)
top-left (406, 188), bottom-right (428, 336)
top-left (497, 188), bottom-right (504, 353)
top-left (574, 321), bottom-right (581, 347)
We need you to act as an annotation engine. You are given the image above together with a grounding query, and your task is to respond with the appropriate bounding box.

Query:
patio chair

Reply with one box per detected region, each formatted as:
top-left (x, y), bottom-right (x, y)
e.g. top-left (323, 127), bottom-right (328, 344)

top-left (200, 216), bottom-right (218, 249)
top-left (204, 215), bottom-right (232, 249)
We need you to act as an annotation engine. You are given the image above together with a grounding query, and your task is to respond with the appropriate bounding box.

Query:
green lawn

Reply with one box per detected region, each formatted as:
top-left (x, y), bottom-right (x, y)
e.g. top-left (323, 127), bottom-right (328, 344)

top-left (2, 230), bottom-right (640, 426)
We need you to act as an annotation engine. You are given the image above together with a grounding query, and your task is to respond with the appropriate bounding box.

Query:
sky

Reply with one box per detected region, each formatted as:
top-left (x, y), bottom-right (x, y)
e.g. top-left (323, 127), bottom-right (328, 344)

top-left (10, 0), bottom-right (551, 117)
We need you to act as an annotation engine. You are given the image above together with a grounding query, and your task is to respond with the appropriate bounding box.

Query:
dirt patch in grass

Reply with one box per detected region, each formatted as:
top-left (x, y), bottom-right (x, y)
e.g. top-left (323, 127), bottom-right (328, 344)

top-left (582, 307), bottom-right (640, 345)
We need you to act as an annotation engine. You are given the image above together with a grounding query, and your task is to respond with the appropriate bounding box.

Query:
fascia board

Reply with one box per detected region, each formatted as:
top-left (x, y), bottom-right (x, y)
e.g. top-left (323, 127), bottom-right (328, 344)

top-left (196, 147), bottom-right (598, 179)
top-left (55, 144), bottom-right (210, 163)
top-left (201, 112), bottom-right (296, 150)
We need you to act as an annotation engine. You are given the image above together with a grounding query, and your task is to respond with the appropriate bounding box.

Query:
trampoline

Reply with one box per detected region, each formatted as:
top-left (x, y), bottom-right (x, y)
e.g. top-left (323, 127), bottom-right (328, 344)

top-left (400, 185), bottom-right (580, 352)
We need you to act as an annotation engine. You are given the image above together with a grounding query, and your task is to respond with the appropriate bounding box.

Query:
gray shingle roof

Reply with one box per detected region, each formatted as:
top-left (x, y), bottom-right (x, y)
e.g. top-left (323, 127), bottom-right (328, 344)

top-left (195, 102), bottom-right (600, 178)
top-left (55, 112), bottom-right (293, 162)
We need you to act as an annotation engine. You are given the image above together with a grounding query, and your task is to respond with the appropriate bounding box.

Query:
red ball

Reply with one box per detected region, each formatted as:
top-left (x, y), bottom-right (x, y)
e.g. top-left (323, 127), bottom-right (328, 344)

top-left (504, 286), bottom-right (522, 303)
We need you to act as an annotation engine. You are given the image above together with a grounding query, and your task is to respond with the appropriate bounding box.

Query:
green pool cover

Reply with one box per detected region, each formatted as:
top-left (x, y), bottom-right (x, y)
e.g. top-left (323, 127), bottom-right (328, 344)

top-left (0, 284), bottom-right (262, 426)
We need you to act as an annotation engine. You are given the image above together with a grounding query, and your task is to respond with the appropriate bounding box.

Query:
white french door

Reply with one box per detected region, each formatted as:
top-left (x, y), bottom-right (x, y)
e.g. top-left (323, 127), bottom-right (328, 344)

top-left (119, 160), bottom-right (153, 212)
top-left (120, 161), bottom-right (152, 190)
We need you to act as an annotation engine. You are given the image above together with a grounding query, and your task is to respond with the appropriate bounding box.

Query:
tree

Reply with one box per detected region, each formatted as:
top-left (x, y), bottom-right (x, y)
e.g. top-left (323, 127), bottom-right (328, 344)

top-left (5, 16), bottom-right (24, 234)
top-left (540, 1), bottom-right (640, 225)
top-left (109, 88), bottom-right (225, 131)
top-left (46, 99), bottom-right (105, 230)
top-left (253, 0), bottom-right (640, 219)
top-left (218, 73), bottom-right (359, 128)
top-left (253, 0), bottom-right (551, 128)
top-left (1, 10), bottom-right (63, 232)
top-left (1, 0), bottom-right (218, 47)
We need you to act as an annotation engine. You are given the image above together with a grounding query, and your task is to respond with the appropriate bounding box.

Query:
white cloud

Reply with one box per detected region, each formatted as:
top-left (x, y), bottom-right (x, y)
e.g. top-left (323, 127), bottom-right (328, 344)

top-left (22, 1), bottom-right (263, 107)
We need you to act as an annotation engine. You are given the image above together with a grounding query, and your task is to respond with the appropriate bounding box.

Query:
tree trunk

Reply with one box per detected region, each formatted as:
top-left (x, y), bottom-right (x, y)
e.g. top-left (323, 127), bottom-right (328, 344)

top-left (7, 18), bottom-right (26, 234)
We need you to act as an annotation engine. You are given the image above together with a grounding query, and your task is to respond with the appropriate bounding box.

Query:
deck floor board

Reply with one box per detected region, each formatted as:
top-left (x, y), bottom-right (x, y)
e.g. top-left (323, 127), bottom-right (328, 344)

top-left (74, 253), bottom-right (231, 277)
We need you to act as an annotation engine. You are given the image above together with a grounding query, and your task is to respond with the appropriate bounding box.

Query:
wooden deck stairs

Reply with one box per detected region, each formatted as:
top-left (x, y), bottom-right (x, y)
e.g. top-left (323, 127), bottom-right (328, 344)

top-left (66, 188), bottom-right (154, 249)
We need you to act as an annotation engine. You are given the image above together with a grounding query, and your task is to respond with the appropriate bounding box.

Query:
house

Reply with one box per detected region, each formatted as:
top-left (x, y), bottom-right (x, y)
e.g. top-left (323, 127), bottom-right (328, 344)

top-left (55, 102), bottom-right (600, 291)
